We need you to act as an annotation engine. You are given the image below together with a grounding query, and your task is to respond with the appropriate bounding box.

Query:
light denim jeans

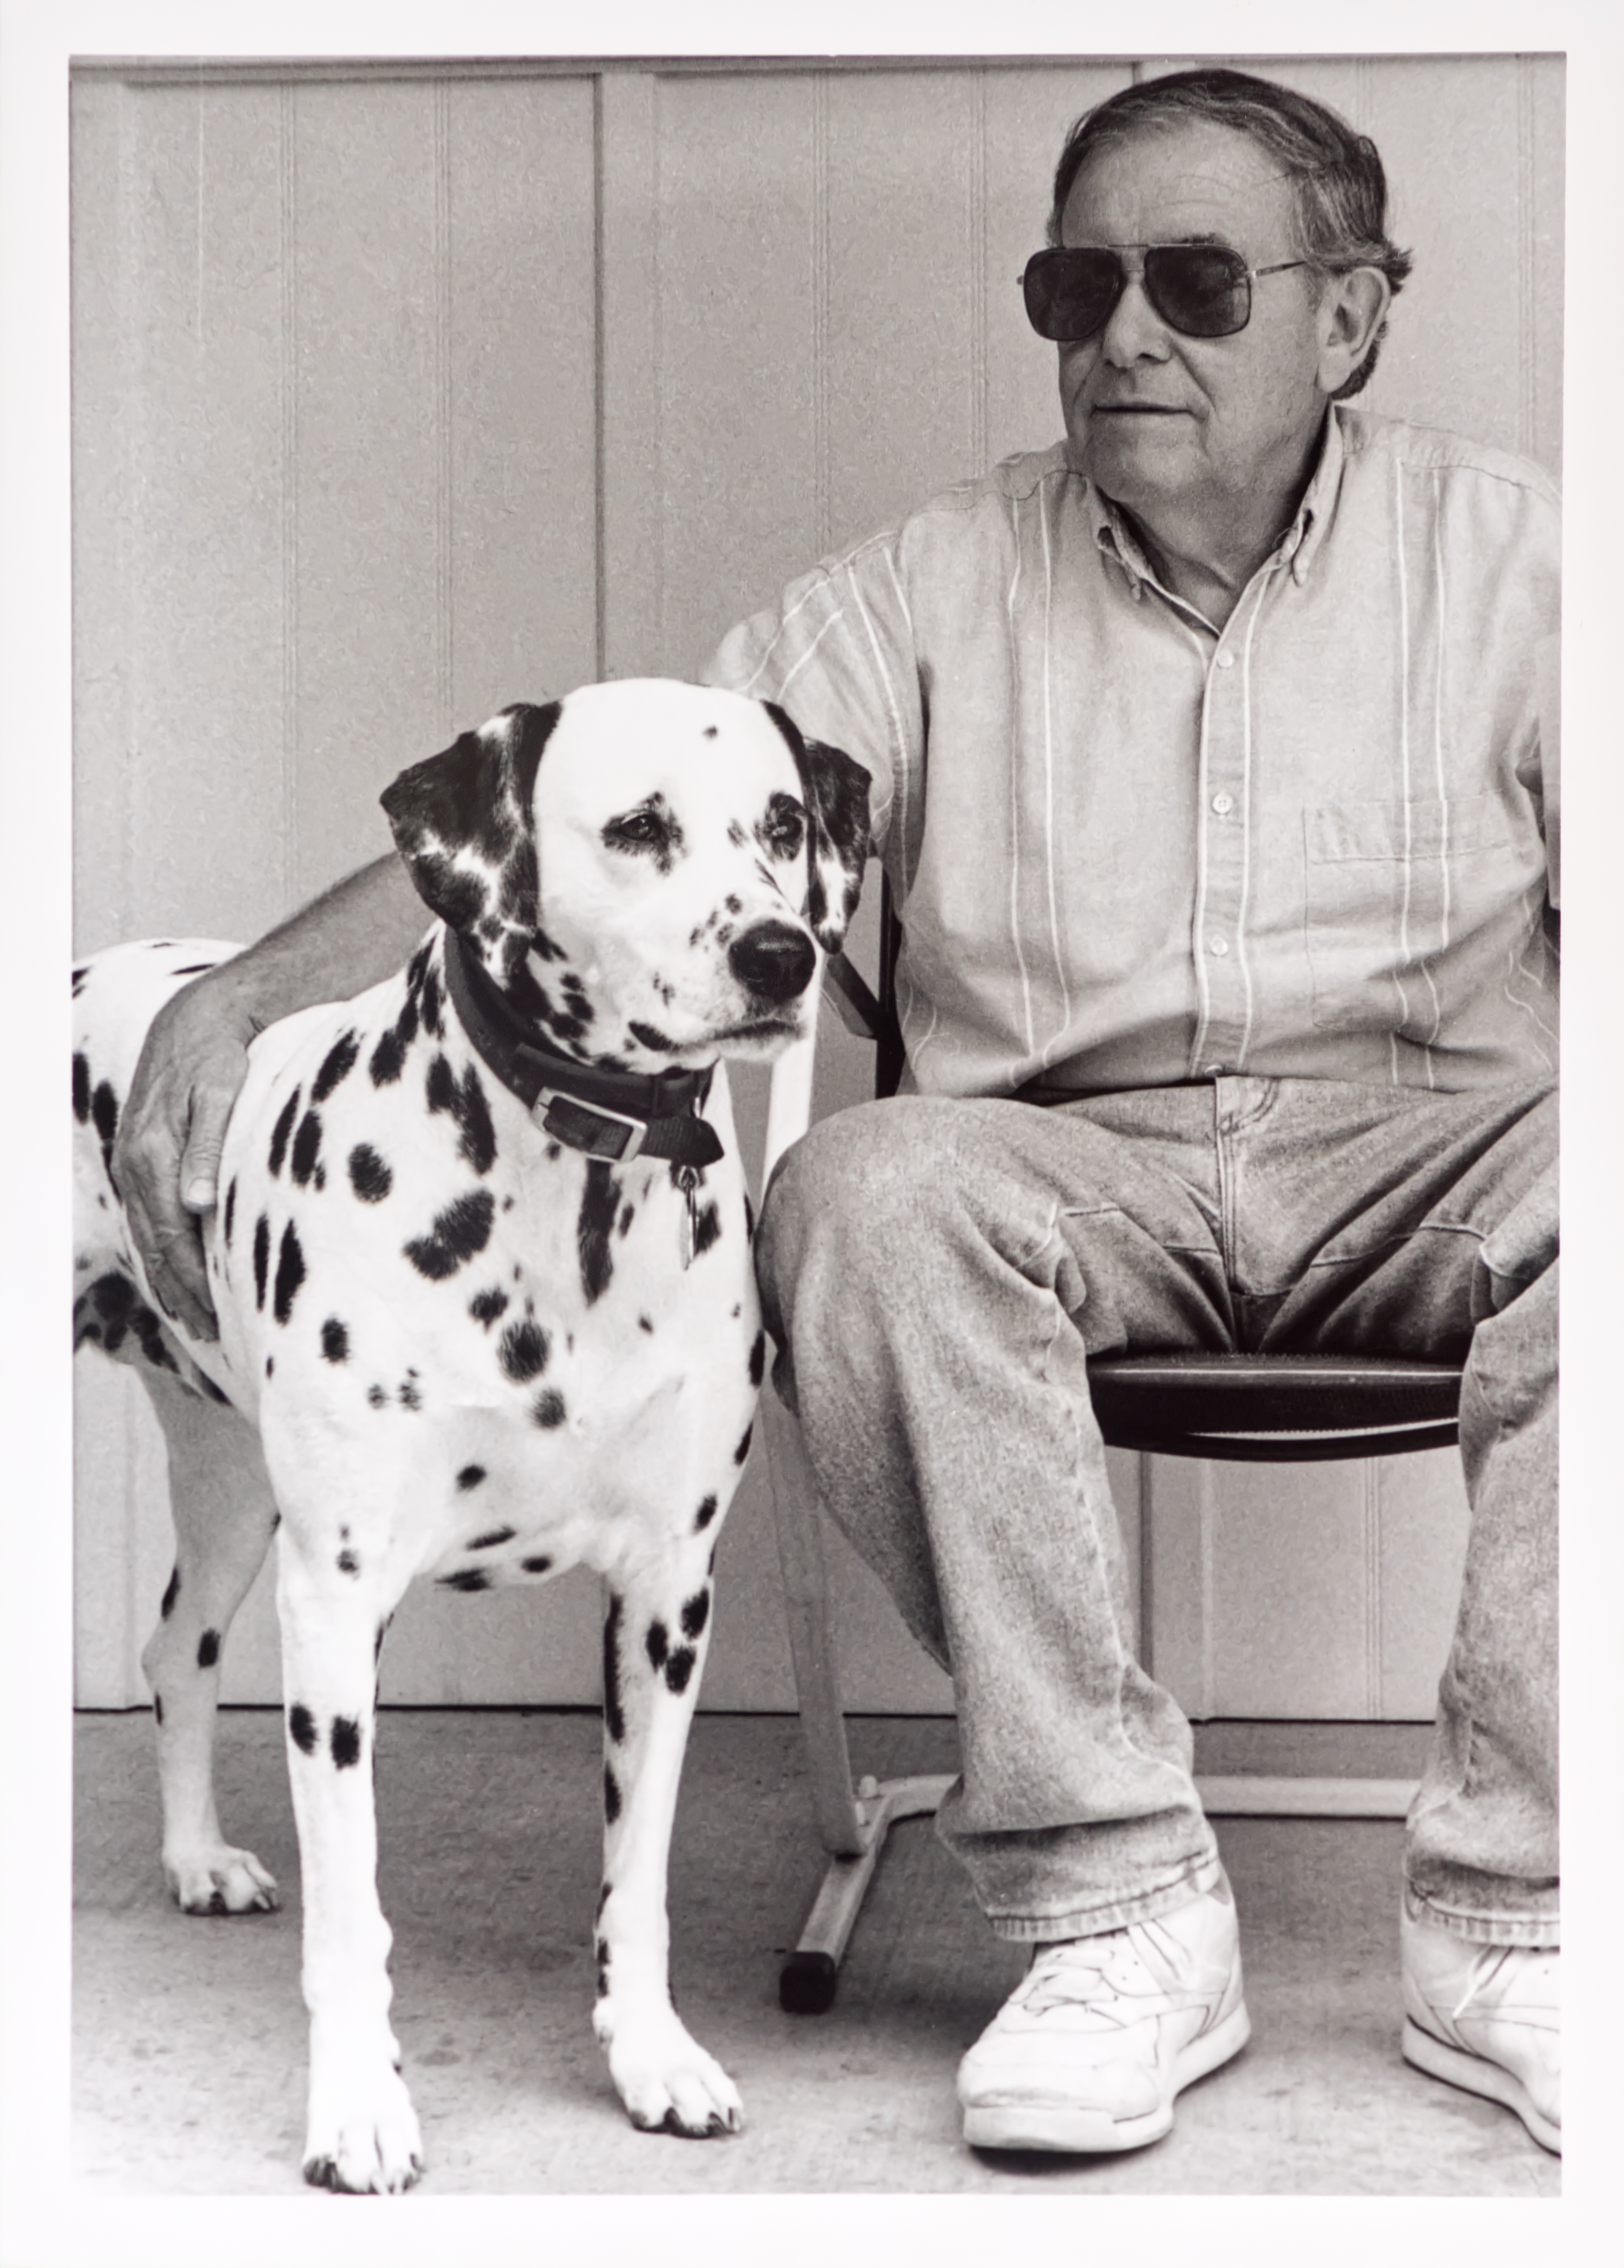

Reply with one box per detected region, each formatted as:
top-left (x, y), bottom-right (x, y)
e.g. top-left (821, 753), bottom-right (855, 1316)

top-left (757, 1076), bottom-right (1556, 1950)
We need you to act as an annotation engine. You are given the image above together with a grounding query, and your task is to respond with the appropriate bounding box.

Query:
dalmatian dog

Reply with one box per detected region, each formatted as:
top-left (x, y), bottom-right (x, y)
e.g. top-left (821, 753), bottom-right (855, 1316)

top-left (72, 679), bottom-right (870, 2192)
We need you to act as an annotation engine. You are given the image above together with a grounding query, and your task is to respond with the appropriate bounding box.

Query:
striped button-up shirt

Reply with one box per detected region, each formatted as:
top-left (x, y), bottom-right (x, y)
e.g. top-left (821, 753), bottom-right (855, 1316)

top-left (705, 406), bottom-right (1560, 1099)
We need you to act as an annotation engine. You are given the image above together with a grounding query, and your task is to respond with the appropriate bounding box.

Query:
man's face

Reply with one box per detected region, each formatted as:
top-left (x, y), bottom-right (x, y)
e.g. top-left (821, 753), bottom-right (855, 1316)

top-left (1057, 119), bottom-right (1334, 528)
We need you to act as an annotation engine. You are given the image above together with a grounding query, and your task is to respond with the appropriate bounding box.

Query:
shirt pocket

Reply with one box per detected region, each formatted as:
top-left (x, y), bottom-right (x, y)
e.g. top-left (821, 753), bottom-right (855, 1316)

top-left (1303, 793), bottom-right (1521, 1034)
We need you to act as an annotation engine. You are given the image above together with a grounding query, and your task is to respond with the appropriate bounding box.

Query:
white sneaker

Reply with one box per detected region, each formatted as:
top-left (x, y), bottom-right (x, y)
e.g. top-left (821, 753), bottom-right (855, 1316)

top-left (1401, 1894), bottom-right (1560, 2153)
top-left (957, 1871), bottom-right (1249, 2152)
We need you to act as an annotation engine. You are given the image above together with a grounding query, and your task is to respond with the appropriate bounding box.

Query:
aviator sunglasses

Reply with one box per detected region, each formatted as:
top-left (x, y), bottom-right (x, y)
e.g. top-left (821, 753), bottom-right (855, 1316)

top-left (1021, 243), bottom-right (1309, 343)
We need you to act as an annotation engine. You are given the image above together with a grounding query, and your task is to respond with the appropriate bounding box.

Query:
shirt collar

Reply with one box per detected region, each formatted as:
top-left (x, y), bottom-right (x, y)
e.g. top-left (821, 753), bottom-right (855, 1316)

top-left (1081, 402), bottom-right (1348, 598)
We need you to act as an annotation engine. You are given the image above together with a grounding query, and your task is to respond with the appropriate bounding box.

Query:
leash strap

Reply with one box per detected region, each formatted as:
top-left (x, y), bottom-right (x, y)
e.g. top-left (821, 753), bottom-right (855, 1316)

top-left (442, 931), bottom-right (724, 1168)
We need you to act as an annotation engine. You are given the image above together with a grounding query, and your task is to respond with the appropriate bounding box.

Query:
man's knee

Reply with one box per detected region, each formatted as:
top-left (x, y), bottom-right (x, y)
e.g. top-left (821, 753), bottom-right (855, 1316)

top-left (759, 1097), bottom-right (962, 1318)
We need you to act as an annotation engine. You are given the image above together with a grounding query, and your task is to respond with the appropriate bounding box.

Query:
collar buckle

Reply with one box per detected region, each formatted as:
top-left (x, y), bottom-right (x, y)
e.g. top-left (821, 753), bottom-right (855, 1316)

top-left (536, 1088), bottom-right (648, 1162)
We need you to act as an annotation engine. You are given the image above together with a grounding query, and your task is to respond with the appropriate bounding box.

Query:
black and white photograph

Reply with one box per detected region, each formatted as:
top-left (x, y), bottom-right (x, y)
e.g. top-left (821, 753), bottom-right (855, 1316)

top-left (4, 1), bottom-right (1618, 2258)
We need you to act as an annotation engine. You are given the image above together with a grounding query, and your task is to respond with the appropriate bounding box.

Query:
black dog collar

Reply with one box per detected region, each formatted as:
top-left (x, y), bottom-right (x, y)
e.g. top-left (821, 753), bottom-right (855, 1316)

top-left (442, 930), bottom-right (724, 1169)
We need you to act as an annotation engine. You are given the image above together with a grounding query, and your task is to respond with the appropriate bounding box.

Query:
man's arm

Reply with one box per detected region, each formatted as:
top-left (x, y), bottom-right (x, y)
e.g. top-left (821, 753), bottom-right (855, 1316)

top-left (110, 850), bottom-right (430, 1340)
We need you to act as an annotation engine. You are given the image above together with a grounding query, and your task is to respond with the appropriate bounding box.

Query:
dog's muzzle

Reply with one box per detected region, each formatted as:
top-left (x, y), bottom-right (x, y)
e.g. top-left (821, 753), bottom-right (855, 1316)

top-left (728, 922), bottom-right (817, 1008)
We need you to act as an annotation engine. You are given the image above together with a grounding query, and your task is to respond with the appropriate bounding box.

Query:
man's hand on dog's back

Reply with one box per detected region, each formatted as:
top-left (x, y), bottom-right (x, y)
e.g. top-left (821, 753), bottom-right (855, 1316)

top-left (111, 852), bottom-right (432, 1339)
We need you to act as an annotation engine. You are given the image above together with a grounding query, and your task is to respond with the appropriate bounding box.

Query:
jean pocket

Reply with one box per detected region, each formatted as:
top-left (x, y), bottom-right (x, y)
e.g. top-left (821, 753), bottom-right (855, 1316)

top-left (1303, 794), bottom-right (1522, 1035)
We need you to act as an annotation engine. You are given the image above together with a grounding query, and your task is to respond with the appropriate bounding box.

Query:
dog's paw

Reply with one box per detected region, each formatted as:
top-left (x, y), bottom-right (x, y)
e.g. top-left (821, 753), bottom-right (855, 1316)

top-left (165, 1844), bottom-right (280, 1915)
top-left (302, 2058), bottom-right (424, 2195)
top-left (601, 2006), bottom-right (744, 2139)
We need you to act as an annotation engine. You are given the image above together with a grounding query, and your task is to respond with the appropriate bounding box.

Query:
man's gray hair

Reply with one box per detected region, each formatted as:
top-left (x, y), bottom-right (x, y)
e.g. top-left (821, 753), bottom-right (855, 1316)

top-left (1047, 67), bottom-right (1414, 400)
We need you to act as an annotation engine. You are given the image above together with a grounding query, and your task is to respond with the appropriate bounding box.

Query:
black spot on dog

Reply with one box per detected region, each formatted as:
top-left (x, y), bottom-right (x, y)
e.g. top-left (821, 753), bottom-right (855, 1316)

top-left (499, 1317), bottom-right (550, 1383)
top-left (414, 854), bottom-right (485, 933)
top-left (398, 1376), bottom-right (423, 1411)
top-left (266, 1357), bottom-right (274, 1378)
top-left (681, 1588), bottom-right (711, 1640)
top-left (748, 1330), bottom-right (766, 1387)
top-left (337, 1549), bottom-right (359, 1575)
top-left (197, 1629), bottom-right (220, 1670)
top-left (734, 1422), bottom-right (753, 1466)
top-left (469, 1526), bottom-right (516, 1550)
top-left (577, 1162), bottom-right (621, 1305)
top-left (645, 1620), bottom-right (669, 1671)
top-left (253, 1215), bottom-right (270, 1308)
top-left (160, 1566), bottom-right (180, 1619)
top-left (596, 1937), bottom-right (610, 1998)
top-left (273, 1221), bottom-right (306, 1324)
top-left (532, 1389), bottom-right (567, 1429)
top-left (694, 1494), bottom-right (719, 1532)
top-left (521, 1555), bottom-right (553, 1575)
top-left (331, 1716), bottom-right (362, 1768)
top-left (153, 1693), bottom-right (163, 1726)
top-left (425, 1054), bottom-right (497, 1175)
top-left (289, 1704), bottom-right (318, 1755)
top-left (419, 963), bottom-right (444, 1037)
top-left (321, 1317), bottom-right (349, 1363)
top-left (72, 1052), bottom-right (91, 1124)
top-left (602, 1594), bottom-right (625, 1745)
top-left (367, 1384), bottom-right (388, 1409)
top-left (617, 1204), bottom-right (635, 1239)
top-left (469, 1286), bottom-right (508, 1327)
top-left (603, 1764), bottom-right (622, 1824)
top-left (290, 1109), bottom-right (323, 1186)
top-left (348, 1143), bottom-right (393, 1202)
top-left (312, 1028), bottom-right (360, 1102)
top-left (268, 1087), bottom-right (301, 1177)
top-left (440, 1568), bottom-right (491, 1593)
top-left (223, 1178), bottom-right (237, 1245)
top-left (369, 1025), bottom-right (407, 1085)
top-left (72, 964), bottom-right (87, 996)
top-left (693, 1202), bottom-right (722, 1256)
top-left (456, 1465), bottom-right (486, 1491)
top-left (664, 1646), bottom-right (697, 1695)
top-left (406, 942), bottom-right (433, 994)
top-left (404, 1189), bottom-right (495, 1279)
top-left (532, 925), bottom-right (567, 964)
top-left (91, 1080), bottom-right (119, 1171)
top-left (638, 1315), bottom-right (655, 1334)
top-left (627, 1020), bottom-right (676, 1054)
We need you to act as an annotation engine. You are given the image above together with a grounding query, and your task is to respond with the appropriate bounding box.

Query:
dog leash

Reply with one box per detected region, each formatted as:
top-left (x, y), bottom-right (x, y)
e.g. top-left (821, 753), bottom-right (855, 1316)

top-left (442, 929), bottom-right (724, 1169)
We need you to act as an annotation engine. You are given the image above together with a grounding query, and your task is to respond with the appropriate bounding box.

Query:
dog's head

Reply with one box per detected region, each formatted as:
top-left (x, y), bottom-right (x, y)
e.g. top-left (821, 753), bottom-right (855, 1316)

top-left (380, 680), bottom-right (871, 1073)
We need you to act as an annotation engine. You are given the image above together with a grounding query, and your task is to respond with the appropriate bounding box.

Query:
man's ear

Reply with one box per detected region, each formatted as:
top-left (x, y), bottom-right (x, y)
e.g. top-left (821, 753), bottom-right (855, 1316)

top-left (379, 701), bottom-right (561, 934)
top-left (762, 700), bottom-right (873, 955)
top-left (1316, 266), bottom-right (1391, 397)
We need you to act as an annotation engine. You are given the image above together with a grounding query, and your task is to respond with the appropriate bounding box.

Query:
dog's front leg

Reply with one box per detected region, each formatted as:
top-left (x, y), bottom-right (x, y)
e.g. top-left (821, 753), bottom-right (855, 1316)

top-left (595, 1548), bottom-right (743, 2137)
top-left (275, 1534), bottom-right (424, 2193)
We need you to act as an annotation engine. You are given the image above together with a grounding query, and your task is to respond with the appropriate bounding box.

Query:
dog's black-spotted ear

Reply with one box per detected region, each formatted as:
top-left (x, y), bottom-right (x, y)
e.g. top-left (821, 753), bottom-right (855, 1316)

top-left (762, 702), bottom-right (873, 956)
top-left (380, 701), bottom-right (561, 934)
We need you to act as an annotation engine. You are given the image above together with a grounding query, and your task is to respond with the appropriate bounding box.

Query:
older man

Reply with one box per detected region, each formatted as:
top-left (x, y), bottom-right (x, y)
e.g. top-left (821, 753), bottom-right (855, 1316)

top-left (704, 68), bottom-right (1559, 2158)
top-left (116, 69), bottom-right (1557, 2160)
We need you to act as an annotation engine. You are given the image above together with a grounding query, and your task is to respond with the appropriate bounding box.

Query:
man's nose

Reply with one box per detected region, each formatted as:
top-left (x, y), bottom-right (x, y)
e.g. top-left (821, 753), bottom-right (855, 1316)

top-left (1098, 275), bottom-right (1172, 366)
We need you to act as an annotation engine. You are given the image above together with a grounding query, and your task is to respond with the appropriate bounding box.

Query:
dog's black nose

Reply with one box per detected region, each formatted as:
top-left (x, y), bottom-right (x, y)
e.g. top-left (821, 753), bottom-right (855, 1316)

top-left (729, 922), bottom-right (817, 1006)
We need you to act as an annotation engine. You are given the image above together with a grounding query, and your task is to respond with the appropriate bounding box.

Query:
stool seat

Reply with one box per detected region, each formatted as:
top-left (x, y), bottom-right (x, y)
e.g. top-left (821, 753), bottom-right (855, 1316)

top-left (1087, 1351), bottom-right (1463, 1462)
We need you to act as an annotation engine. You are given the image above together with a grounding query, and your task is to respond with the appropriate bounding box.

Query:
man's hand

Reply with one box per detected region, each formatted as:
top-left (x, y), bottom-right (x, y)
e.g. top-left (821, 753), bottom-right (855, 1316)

top-left (102, 851), bottom-right (432, 1339)
top-left (110, 974), bottom-right (259, 1340)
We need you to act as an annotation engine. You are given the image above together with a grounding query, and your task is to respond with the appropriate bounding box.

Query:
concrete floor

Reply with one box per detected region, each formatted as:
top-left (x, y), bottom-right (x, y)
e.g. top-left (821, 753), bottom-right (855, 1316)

top-left (72, 1708), bottom-right (1559, 2198)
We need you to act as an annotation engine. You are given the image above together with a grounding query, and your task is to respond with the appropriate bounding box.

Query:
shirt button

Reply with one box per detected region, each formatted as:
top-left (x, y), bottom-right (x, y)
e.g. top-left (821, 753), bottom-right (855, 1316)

top-left (1211, 792), bottom-right (1233, 815)
top-left (1207, 936), bottom-right (1229, 956)
top-left (1215, 651), bottom-right (1236, 669)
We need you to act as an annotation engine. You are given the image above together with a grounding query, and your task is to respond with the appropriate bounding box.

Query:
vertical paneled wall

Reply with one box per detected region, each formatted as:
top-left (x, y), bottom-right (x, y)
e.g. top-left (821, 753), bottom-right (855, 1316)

top-left (73, 54), bottom-right (1561, 1720)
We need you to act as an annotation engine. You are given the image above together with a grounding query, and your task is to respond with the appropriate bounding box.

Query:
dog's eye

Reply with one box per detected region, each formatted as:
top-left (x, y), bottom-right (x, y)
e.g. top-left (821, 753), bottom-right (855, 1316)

top-left (603, 800), bottom-right (682, 863)
top-left (758, 796), bottom-right (807, 859)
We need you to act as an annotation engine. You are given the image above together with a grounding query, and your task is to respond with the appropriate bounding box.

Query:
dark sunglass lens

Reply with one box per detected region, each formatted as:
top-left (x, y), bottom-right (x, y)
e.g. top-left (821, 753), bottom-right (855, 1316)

top-left (1146, 246), bottom-right (1251, 337)
top-left (1022, 250), bottom-right (1121, 341)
